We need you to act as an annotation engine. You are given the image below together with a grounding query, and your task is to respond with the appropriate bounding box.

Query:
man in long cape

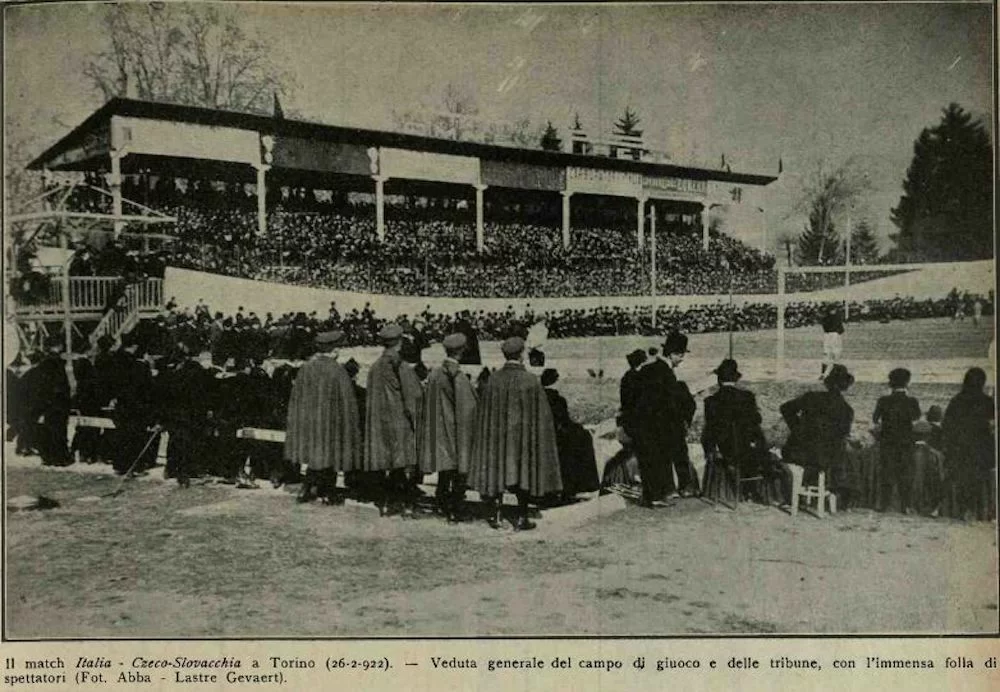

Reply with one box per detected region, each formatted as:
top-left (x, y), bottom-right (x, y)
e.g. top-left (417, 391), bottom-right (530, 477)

top-left (419, 333), bottom-right (478, 522)
top-left (284, 330), bottom-right (361, 503)
top-left (365, 324), bottom-right (421, 515)
top-left (468, 337), bottom-right (561, 530)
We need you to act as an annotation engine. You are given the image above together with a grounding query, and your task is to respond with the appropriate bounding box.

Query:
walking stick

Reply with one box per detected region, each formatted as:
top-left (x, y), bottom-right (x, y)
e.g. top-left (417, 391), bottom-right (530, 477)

top-left (102, 425), bottom-right (162, 498)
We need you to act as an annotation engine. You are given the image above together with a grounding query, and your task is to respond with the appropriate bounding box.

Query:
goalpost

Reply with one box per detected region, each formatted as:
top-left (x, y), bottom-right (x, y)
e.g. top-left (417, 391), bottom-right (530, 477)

top-left (774, 261), bottom-right (958, 379)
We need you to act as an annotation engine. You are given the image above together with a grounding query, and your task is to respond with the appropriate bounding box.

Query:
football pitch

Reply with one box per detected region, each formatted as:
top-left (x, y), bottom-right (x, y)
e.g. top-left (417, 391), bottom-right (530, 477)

top-left (4, 317), bottom-right (996, 638)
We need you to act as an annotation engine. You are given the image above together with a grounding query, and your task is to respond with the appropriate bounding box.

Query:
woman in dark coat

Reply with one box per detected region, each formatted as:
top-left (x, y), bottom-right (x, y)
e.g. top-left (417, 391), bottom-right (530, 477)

top-left (542, 369), bottom-right (600, 499)
top-left (779, 364), bottom-right (855, 503)
top-left (943, 368), bottom-right (995, 521)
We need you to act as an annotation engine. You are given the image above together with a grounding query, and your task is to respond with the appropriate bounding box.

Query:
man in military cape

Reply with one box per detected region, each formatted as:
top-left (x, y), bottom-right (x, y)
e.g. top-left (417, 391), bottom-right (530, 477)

top-left (418, 333), bottom-right (478, 522)
top-left (468, 337), bottom-right (562, 530)
top-left (284, 330), bottom-right (362, 503)
top-left (365, 324), bottom-right (420, 515)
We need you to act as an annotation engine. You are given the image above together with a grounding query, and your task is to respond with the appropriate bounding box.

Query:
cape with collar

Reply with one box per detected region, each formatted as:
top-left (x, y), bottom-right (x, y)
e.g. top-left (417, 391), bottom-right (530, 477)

top-left (418, 360), bottom-right (478, 474)
top-left (467, 361), bottom-right (562, 497)
top-left (284, 354), bottom-right (362, 472)
top-left (364, 351), bottom-right (420, 471)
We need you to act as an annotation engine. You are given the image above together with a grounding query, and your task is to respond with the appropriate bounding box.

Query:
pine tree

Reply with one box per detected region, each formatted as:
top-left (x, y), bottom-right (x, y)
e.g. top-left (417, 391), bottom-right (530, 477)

top-left (890, 103), bottom-right (992, 261)
top-left (539, 121), bottom-right (562, 151)
top-left (614, 107), bottom-right (642, 136)
top-left (848, 219), bottom-right (880, 265)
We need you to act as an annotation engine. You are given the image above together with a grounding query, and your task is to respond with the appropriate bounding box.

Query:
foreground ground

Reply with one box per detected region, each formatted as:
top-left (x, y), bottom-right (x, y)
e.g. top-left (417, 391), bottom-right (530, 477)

top-left (5, 461), bottom-right (997, 638)
top-left (4, 318), bottom-right (995, 637)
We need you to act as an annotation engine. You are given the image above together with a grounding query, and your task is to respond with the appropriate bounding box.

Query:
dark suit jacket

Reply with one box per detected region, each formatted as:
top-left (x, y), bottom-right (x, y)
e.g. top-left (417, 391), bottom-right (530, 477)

top-left (873, 391), bottom-right (920, 444)
top-left (635, 359), bottom-right (695, 450)
top-left (780, 390), bottom-right (853, 472)
top-left (702, 385), bottom-right (765, 464)
top-left (618, 368), bottom-right (643, 437)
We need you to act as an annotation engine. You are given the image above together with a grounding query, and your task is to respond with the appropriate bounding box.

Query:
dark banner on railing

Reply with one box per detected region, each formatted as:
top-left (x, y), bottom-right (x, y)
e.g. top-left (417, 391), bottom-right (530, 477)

top-left (272, 137), bottom-right (372, 176)
top-left (481, 160), bottom-right (565, 191)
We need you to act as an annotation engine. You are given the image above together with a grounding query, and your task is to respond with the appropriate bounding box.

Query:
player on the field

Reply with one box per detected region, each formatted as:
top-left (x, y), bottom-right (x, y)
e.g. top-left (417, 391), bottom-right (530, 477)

top-left (820, 305), bottom-right (844, 379)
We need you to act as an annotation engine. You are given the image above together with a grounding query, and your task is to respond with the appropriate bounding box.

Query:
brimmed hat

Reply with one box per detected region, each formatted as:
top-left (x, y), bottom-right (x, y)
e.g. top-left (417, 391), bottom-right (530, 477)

top-left (662, 331), bottom-right (689, 355)
top-left (713, 358), bottom-right (742, 382)
top-left (540, 368), bottom-right (559, 387)
top-left (824, 364), bottom-right (855, 391)
top-left (378, 324), bottom-right (403, 344)
top-left (501, 336), bottom-right (525, 358)
top-left (888, 367), bottom-right (911, 389)
top-left (314, 330), bottom-right (344, 346)
top-left (626, 349), bottom-right (647, 369)
top-left (442, 333), bottom-right (467, 350)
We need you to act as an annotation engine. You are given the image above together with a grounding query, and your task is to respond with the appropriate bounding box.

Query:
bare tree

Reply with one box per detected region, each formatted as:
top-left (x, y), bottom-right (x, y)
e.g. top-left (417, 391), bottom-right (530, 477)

top-left (793, 158), bottom-right (872, 265)
top-left (83, 4), bottom-right (296, 114)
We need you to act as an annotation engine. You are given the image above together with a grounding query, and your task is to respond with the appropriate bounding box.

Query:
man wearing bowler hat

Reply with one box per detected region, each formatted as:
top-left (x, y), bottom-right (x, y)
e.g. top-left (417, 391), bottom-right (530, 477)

top-left (284, 330), bottom-right (362, 503)
top-left (634, 331), bottom-right (698, 505)
top-left (701, 359), bottom-right (769, 498)
top-left (419, 333), bottom-right (478, 522)
top-left (468, 336), bottom-right (562, 530)
top-left (365, 324), bottom-right (421, 515)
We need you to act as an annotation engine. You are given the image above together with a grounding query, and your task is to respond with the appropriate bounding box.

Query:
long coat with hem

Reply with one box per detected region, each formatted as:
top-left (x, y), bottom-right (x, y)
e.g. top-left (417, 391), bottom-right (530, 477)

top-left (284, 355), bottom-right (362, 472)
top-left (467, 361), bottom-right (562, 497)
top-left (364, 351), bottom-right (420, 471)
top-left (418, 360), bottom-right (477, 474)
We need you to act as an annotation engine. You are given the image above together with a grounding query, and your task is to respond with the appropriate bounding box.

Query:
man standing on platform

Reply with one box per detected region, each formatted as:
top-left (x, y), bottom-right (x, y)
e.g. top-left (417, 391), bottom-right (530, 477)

top-left (285, 330), bottom-right (362, 504)
top-left (365, 324), bottom-right (420, 515)
top-left (634, 331), bottom-right (698, 505)
top-left (468, 337), bottom-right (562, 531)
top-left (419, 333), bottom-right (478, 522)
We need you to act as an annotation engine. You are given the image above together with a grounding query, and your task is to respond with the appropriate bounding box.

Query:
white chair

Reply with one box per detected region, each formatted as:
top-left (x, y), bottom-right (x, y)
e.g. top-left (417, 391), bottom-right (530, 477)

top-left (788, 464), bottom-right (836, 517)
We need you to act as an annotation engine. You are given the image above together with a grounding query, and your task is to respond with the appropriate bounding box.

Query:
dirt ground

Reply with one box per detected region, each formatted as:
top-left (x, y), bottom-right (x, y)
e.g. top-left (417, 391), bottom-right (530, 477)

top-left (5, 454), bottom-right (997, 638)
top-left (4, 318), bottom-right (996, 638)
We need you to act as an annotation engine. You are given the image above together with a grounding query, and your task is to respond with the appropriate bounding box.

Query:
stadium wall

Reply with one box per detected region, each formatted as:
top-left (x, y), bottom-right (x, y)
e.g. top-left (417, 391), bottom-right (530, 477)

top-left (163, 260), bottom-right (994, 319)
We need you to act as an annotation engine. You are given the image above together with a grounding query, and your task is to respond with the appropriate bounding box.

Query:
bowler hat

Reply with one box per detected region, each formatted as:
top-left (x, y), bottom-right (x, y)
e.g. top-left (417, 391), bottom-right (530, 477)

top-left (713, 358), bottom-right (742, 382)
top-left (662, 331), bottom-right (689, 355)
top-left (824, 364), bottom-right (855, 391)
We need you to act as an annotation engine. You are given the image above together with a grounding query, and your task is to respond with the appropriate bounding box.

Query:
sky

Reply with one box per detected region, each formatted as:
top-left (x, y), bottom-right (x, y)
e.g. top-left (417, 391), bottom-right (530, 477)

top-left (4, 2), bottom-right (994, 251)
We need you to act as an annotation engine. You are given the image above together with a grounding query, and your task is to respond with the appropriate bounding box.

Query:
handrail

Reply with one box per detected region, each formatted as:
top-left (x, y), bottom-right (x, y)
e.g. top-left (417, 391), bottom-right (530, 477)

top-left (88, 283), bottom-right (142, 350)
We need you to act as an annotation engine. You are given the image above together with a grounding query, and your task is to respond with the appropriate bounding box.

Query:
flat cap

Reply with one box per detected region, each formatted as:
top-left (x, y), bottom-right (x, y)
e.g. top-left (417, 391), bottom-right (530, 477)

top-left (501, 336), bottom-right (525, 358)
top-left (314, 330), bottom-right (344, 345)
top-left (378, 324), bottom-right (404, 343)
top-left (442, 333), bottom-right (467, 350)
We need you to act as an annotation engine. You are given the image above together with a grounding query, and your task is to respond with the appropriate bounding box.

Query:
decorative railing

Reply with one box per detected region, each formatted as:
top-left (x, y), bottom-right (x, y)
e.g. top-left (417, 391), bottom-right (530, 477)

top-left (10, 276), bottom-right (163, 314)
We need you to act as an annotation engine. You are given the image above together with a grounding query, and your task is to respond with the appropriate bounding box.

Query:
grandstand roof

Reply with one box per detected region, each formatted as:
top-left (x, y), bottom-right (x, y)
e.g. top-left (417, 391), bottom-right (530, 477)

top-left (30, 98), bottom-right (778, 187)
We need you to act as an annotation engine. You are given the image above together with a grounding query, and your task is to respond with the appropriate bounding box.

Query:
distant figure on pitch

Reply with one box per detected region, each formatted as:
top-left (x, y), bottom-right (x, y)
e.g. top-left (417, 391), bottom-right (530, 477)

top-left (972, 298), bottom-right (983, 327)
top-left (820, 305), bottom-right (845, 379)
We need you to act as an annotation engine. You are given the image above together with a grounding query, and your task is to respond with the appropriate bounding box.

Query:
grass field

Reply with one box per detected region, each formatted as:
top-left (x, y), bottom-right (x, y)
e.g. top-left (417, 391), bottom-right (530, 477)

top-left (4, 316), bottom-right (997, 638)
